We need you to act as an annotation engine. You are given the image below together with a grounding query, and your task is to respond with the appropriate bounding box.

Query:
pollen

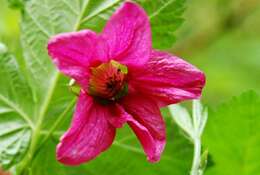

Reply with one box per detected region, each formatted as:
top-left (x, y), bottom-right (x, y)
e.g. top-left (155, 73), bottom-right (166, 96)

top-left (89, 60), bottom-right (128, 103)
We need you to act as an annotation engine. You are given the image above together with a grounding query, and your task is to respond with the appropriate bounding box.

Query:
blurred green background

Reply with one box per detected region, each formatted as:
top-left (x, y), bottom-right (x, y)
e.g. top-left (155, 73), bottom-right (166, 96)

top-left (1, 0), bottom-right (260, 106)
top-left (0, 0), bottom-right (20, 52)
top-left (173, 0), bottom-right (260, 105)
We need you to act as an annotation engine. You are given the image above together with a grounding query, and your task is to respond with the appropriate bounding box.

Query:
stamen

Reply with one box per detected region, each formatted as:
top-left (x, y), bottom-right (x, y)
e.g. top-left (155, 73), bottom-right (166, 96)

top-left (88, 60), bottom-right (128, 104)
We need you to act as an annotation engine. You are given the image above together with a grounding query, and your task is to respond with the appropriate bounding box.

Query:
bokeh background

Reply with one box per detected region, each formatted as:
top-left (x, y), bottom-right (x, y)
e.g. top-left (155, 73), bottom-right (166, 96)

top-left (173, 0), bottom-right (260, 105)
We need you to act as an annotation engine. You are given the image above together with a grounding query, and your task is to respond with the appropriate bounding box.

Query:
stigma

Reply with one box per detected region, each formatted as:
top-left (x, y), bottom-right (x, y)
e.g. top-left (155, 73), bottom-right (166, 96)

top-left (89, 60), bottom-right (128, 103)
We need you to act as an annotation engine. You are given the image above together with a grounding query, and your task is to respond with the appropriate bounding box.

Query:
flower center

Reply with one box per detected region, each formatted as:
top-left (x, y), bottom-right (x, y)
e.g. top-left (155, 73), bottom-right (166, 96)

top-left (89, 60), bottom-right (128, 104)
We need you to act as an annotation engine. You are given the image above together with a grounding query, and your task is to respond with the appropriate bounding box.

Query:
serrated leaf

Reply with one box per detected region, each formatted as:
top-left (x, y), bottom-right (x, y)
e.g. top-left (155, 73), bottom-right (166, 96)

top-left (0, 45), bottom-right (32, 169)
top-left (137, 0), bottom-right (186, 49)
top-left (80, 0), bottom-right (124, 32)
top-left (80, 0), bottom-right (186, 49)
top-left (21, 0), bottom-right (79, 113)
top-left (203, 91), bottom-right (260, 175)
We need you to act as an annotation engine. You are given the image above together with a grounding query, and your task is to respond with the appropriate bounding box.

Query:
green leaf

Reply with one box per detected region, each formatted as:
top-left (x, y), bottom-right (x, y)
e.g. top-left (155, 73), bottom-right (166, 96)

top-left (32, 111), bottom-right (193, 175)
top-left (0, 43), bottom-right (32, 169)
top-left (137, 0), bottom-right (186, 49)
top-left (80, 0), bottom-right (124, 32)
top-left (80, 0), bottom-right (186, 49)
top-left (16, 0), bottom-right (90, 172)
top-left (203, 91), bottom-right (260, 175)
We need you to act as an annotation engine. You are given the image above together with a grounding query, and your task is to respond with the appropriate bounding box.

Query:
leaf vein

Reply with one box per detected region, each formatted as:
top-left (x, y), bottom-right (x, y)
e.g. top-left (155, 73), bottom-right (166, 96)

top-left (0, 94), bottom-right (34, 129)
top-left (149, 0), bottom-right (175, 19)
top-left (26, 10), bottom-right (51, 37)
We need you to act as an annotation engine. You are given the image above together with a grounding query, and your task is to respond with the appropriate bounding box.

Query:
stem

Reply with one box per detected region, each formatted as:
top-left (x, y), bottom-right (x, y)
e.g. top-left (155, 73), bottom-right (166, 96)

top-left (16, 74), bottom-right (60, 174)
top-left (17, 98), bottom-right (76, 175)
top-left (190, 138), bottom-right (202, 175)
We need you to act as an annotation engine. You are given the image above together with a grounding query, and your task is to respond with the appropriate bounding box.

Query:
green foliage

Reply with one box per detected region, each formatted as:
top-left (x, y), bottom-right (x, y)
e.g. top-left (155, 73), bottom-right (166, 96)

top-left (174, 0), bottom-right (260, 105)
top-left (32, 116), bottom-right (193, 175)
top-left (0, 44), bottom-right (32, 169)
top-left (7, 0), bottom-right (186, 50)
top-left (137, 0), bottom-right (186, 49)
top-left (203, 91), bottom-right (260, 175)
top-left (80, 0), bottom-right (124, 32)
top-left (80, 0), bottom-right (186, 49)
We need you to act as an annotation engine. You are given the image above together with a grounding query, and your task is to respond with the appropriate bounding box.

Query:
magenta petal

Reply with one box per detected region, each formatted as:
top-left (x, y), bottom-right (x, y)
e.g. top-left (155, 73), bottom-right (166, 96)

top-left (102, 1), bottom-right (151, 67)
top-left (47, 30), bottom-right (108, 88)
top-left (122, 94), bottom-right (166, 140)
top-left (56, 92), bottom-right (115, 165)
top-left (128, 117), bottom-right (165, 163)
top-left (107, 104), bottom-right (130, 128)
top-left (130, 50), bottom-right (206, 106)
top-left (122, 94), bottom-right (166, 162)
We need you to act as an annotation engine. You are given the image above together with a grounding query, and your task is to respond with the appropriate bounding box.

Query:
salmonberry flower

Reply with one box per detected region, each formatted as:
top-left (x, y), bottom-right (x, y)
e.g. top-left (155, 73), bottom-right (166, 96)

top-left (47, 1), bottom-right (205, 165)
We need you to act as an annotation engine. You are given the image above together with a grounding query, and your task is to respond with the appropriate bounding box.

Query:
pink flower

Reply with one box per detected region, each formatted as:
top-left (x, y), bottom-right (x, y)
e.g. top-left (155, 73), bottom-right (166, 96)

top-left (47, 1), bottom-right (205, 166)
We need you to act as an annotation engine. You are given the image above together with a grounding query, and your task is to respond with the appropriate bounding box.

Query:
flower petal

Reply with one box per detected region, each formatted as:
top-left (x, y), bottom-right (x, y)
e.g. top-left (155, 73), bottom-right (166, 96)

top-left (56, 92), bottom-right (115, 165)
top-left (102, 2), bottom-right (151, 66)
top-left (122, 94), bottom-right (166, 162)
top-left (122, 94), bottom-right (166, 140)
top-left (47, 30), bottom-right (108, 88)
top-left (107, 103), bottom-right (130, 128)
top-left (130, 50), bottom-right (206, 106)
top-left (128, 118), bottom-right (165, 163)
